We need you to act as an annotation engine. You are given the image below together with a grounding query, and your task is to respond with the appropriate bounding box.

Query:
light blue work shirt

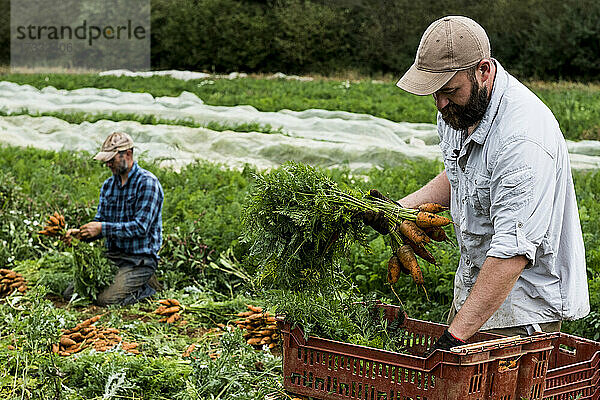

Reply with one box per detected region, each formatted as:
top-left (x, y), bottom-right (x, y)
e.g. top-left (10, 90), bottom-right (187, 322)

top-left (438, 60), bottom-right (590, 329)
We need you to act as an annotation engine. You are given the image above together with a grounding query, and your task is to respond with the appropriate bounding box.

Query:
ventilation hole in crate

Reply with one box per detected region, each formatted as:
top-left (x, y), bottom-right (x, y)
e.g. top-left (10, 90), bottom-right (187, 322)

top-left (291, 372), bottom-right (302, 385)
top-left (303, 349), bottom-right (307, 364)
top-left (307, 372), bottom-right (314, 388)
top-left (296, 347), bottom-right (301, 360)
top-left (332, 377), bottom-right (338, 393)
top-left (404, 368), bottom-right (410, 383)
top-left (529, 382), bottom-right (541, 399)
top-left (533, 359), bottom-right (547, 378)
top-left (416, 371), bottom-right (423, 388)
top-left (422, 373), bottom-right (429, 390)
top-left (410, 370), bottom-right (416, 384)
top-left (370, 386), bottom-right (375, 400)
top-left (469, 365), bottom-right (484, 393)
top-left (315, 376), bottom-right (325, 390)
top-left (339, 381), bottom-right (349, 395)
top-left (327, 353), bottom-right (333, 370)
top-left (376, 390), bottom-right (388, 400)
top-left (302, 371), bottom-right (307, 386)
top-left (309, 350), bottom-right (314, 365)
top-left (326, 375), bottom-right (331, 392)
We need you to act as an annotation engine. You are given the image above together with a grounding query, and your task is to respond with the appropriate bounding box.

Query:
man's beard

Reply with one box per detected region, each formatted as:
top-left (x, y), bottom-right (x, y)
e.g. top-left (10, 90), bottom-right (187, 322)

top-left (441, 81), bottom-right (490, 131)
top-left (114, 158), bottom-right (129, 175)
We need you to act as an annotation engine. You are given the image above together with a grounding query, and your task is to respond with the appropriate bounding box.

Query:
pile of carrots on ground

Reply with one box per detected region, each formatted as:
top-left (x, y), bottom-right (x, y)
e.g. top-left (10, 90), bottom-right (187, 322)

top-left (53, 314), bottom-right (139, 356)
top-left (154, 298), bottom-right (187, 324)
top-left (384, 199), bottom-right (452, 287)
top-left (37, 212), bottom-right (66, 237)
top-left (0, 269), bottom-right (27, 297)
top-left (233, 305), bottom-right (280, 350)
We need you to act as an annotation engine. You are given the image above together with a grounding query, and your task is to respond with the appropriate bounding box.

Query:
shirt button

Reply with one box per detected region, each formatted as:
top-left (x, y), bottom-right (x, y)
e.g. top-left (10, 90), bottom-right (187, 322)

top-left (518, 222), bottom-right (523, 228)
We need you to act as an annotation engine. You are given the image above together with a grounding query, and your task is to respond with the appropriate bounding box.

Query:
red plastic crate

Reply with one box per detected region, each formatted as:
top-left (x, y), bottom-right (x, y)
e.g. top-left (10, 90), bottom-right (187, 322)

top-left (277, 304), bottom-right (559, 400)
top-left (543, 333), bottom-right (600, 400)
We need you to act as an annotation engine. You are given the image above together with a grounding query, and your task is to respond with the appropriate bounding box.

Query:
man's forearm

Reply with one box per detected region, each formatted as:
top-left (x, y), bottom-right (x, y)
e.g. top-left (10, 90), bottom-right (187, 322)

top-left (448, 255), bottom-right (528, 340)
top-left (399, 170), bottom-right (451, 208)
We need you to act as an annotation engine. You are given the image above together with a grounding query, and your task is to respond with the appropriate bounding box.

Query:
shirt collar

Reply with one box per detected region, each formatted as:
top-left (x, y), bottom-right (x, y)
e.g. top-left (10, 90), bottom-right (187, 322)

top-left (466, 59), bottom-right (509, 146)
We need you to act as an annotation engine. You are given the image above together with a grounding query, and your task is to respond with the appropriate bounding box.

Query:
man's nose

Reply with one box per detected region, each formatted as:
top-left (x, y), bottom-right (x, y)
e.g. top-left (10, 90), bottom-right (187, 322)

top-left (433, 92), bottom-right (449, 110)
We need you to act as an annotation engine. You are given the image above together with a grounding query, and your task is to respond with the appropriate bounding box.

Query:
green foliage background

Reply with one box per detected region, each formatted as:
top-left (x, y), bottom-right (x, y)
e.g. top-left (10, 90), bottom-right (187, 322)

top-left (1, 146), bottom-right (599, 340)
top-left (2, 0), bottom-right (600, 81)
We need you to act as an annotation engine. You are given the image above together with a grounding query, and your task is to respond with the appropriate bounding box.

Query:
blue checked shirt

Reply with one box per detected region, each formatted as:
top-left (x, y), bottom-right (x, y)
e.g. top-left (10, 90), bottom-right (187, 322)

top-left (94, 162), bottom-right (164, 259)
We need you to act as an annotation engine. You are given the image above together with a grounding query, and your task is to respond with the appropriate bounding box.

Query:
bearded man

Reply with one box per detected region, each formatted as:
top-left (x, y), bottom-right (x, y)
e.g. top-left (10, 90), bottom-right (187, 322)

top-left (64, 132), bottom-right (164, 306)
top-left (366, 16), bottom-right (589, 352)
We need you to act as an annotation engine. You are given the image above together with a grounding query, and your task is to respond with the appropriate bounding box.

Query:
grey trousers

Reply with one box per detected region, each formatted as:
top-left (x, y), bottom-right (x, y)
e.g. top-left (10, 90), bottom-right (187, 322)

top-left (447, 302), bottom-right (562, 337)
top-left (96, 253), bottom-right (158, 306)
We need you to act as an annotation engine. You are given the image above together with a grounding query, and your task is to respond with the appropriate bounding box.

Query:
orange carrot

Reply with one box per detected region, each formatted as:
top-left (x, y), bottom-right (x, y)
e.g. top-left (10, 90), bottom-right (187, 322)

top-left (397, 244), bottom-right (419, 279)
top-left (425, 226), bottom-right (451, 243)
top-left (398, 220), bottom-right (431, 245)
top-left (403, 238), bottom-right (437, 266)
top-left (415, 211), bottom-right (452, 228)
top-left (410, 262), bottom-right (424, 285)
top-left (418, 203), bottom-right (448, 213)
top-left (387, 255), bottom-right (402, 284)
top-left (163, 306), bottom-right (181, 315)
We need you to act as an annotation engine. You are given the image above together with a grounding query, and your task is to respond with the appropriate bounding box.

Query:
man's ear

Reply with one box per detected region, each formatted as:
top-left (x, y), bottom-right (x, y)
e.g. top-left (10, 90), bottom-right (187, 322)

top-left (478, 59), bottom-right (493, 85)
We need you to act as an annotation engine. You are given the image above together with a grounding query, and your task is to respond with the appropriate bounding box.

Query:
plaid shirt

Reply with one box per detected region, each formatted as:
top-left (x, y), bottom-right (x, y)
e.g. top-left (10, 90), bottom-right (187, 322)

top-left (94, 162), bottom-right (163, 258)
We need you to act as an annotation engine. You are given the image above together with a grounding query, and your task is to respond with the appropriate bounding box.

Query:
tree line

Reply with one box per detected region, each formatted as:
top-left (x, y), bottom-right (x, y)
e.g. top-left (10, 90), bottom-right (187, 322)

top-left (1, 0), bottom-right (599, 81)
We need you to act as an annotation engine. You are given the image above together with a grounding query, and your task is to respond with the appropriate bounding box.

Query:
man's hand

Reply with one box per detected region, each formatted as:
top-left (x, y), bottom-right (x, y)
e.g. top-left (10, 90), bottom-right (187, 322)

top-left (361, 189), bottom-right (401, 235)
top-left (62, 228), bottom-right (81, 246)
top-left (362, 210), bottom-right (390, 235)
top-left (79, 222), bottom-right (102, 239)
top-left (426, 328), bottom-right (466, 357)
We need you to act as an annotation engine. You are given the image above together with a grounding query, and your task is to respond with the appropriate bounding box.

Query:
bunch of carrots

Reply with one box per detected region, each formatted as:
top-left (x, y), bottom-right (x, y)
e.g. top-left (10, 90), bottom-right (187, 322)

top-left (53, 314), bottom-right (139, 356)
top-left (0, 269), bottom-right (28, 296)
top-left (233, 305), bottom-right (280, 350)
top-left (154, 298), bottom-right (186, 324)
top-left (364, 190), bottom-right (452, 289)
top-left (37, 212), bottom-right (66, 237)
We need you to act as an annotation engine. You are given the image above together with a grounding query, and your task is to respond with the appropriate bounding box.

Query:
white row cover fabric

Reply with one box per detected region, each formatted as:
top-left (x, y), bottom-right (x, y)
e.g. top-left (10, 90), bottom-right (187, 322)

top-left (0, 81), bottom-right (599, 170)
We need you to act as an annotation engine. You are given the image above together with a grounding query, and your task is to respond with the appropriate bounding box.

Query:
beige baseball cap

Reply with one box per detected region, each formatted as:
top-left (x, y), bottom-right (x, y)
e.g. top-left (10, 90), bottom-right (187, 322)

top-left (396, 16), bottom-right (491, 96)
top-left (93, 132), bottom-right (134, 162)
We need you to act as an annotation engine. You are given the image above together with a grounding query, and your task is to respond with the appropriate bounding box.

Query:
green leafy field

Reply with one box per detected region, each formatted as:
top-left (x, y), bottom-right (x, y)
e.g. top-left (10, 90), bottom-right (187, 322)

top-left (1, 70), bottom-right (600, 398)
top-left (2, 73), bottom-right (600, 140)
top-left (2, 145), bottom-right (599, 398)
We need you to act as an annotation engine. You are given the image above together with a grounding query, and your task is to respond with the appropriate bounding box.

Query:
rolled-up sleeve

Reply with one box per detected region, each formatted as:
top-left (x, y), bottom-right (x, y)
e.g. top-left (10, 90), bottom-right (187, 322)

top-left (487, 138), bottom-right (556, 264)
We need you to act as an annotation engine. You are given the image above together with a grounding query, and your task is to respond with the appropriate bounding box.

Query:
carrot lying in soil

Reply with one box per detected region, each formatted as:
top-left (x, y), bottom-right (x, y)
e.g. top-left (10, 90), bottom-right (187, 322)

top-left (415, 211), bottom-right (452, 228)
top-left (398, 220), bottom-right (431, 245)
top-left (418, 203), bottom-right (448, 213)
